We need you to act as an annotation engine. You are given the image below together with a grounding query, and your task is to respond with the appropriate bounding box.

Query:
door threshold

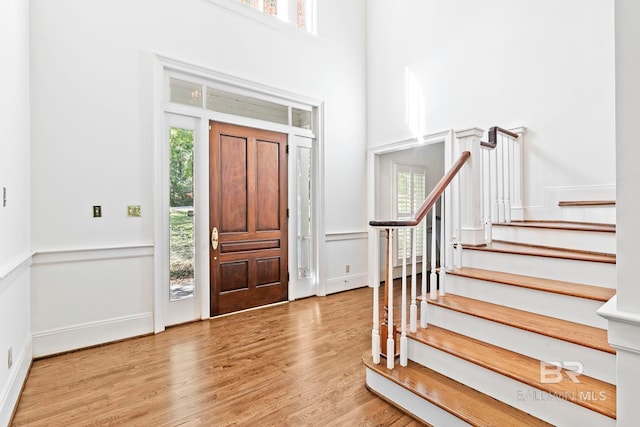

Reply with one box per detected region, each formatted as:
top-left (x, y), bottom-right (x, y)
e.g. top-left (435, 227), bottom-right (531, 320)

top-left (209, 300), bottom-right (289, 319)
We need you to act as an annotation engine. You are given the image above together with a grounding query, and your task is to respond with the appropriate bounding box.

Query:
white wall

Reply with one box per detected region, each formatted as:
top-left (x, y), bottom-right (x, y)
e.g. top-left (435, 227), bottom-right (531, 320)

top-left (0, 0), bottom-right (32, 424)
top-left (367, 0), bottom-right (616, 216)
top-left (30, 0), bottom-right (367, 355)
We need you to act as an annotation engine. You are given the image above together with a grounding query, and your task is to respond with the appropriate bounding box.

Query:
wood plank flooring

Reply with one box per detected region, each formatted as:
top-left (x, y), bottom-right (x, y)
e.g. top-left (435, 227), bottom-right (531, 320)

top-left (12, 288), bottom-right (423, 426)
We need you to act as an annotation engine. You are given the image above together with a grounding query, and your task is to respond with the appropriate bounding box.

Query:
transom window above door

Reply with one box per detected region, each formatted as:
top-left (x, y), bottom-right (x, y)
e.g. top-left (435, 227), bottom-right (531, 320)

top-left (169, 78), bottom-right (314, 131)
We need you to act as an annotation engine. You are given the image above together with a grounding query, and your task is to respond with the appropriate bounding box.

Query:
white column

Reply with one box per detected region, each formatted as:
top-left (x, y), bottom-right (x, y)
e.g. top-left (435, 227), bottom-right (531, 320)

top-left (455, 128), bottom-right (486, 246)
top-left (607, 1), bottom-right (640, 424)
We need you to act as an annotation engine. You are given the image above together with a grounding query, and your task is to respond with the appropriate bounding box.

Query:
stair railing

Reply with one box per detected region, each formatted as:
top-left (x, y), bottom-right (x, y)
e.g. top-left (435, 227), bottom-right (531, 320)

top-left (369, 126), bottom-right (524, 369)
top-left (370, 151), bottom-right (470, 369)
top-left (481, 127), bottom-right (525, 242)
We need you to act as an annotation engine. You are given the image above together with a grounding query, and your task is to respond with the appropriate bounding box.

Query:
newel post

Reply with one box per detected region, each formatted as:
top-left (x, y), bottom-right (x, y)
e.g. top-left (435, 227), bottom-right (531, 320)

top-left (455, 128), bottom-right (486, 246)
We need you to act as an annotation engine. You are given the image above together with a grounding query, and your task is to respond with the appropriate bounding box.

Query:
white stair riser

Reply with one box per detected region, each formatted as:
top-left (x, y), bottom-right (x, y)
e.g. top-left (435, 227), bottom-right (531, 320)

top-left (461, 249), bottom-right (616, 288)
top-left (426, 305), bottom-right (615, 384)
top-left (408, 339), bottom-right (616, 427)
top-left (445, 275), bottom-right (608, 329)
top-left (491, 226), bottom-right (615, 254)
top-left (559, 206), bottom-right (616, 225)
top-left (365, 368), bottom-right (471, 427)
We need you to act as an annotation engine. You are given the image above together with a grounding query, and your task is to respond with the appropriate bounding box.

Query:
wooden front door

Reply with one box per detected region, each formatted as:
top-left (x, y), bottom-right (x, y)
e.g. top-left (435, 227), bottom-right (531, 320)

top-left (209, 122), bottom-right (288, 316)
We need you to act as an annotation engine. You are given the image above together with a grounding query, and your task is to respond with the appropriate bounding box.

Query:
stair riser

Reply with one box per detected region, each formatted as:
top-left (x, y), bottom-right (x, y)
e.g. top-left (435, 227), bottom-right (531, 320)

top-left (445, 275), bottom-right (608, 329)
top-left (365, 368), bottom-right (471, 427)
top-left (461, 250), bottom-right (616, 288)
top-left (426, 305), bottom-right (615, 384)
top-left (491, 226), bottom-right (615, 254)
top-left (408, 340), bottom-right (616, 427)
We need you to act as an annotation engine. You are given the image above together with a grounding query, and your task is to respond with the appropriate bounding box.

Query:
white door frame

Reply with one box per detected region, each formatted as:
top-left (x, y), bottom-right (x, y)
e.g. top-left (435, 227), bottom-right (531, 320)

top-left (154, 55), bottom-right (325, 332)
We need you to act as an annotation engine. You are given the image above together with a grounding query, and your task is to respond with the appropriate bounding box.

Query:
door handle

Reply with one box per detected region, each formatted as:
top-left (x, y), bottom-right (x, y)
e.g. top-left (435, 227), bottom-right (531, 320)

top-left (211, 227), bottom-right (219, 251)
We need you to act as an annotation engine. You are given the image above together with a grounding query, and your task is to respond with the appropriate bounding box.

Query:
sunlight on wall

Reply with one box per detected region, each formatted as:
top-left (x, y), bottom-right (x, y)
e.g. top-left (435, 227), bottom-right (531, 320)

top-left (405, 67), bottom-right (427, 140)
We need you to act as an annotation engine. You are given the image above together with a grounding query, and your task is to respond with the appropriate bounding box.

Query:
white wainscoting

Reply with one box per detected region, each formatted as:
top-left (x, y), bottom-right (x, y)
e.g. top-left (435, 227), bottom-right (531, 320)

top-left (526, 185), bottom-right (616, 223)
top-left (323, 232), bottom-right (369, 295)
top-left (31, 245), bottom-right (155, 358)
top-left (0, 253), bottom-right (33, 427)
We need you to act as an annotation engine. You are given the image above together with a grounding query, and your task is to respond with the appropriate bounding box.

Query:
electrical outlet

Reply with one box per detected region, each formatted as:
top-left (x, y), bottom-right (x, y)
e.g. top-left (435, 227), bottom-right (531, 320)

top-left (345, 264), bottom-right (350, 273)
top-left (7, 347), bottom-right (12, 369)
top-left (2, 187), bottom-right (6, 207)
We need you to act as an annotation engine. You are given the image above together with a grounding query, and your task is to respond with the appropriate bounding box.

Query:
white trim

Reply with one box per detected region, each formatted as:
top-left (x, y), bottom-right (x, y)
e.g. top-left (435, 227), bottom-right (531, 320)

top-left (154, 55), bottom-right (326, 318)
top-left (0, 337), bottom-right (32, 427)
top-left (325, 231), bottom-right (368, 242)
top-left (0, 252), bottom-right (33, 295)
top-left (598, 295), bottom-right (640, 355)
top-left (32, 312), bottom-right (154, 358)
top-left (324, 273), bottom-right (368, 295)
top-left (367, 130), bottom-right (454, 293)
top-left (32, 245), bottom-right (153, 265)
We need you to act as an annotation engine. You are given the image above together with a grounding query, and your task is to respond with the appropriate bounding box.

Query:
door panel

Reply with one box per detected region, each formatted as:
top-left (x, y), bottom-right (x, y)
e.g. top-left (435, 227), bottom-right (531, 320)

top-left (210, 122), bottom-right (288, 316)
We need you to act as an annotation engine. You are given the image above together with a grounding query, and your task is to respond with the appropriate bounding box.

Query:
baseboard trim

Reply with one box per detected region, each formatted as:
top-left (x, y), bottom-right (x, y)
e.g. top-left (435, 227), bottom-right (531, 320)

top-left (0, 336), bottom-right (32, 427)
top-left (324, 273), bottom-right (368, 295)
top-left (32, 312), bottom-right (154, 358)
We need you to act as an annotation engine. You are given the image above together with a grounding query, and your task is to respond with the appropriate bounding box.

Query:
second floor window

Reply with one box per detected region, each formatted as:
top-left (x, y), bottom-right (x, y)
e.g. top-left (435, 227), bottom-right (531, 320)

top-left (238, 0), bottom-right (315, 32)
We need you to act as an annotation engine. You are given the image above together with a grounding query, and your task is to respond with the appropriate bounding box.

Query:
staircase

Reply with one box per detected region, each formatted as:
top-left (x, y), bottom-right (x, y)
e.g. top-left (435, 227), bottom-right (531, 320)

top-left (364, 220), bottom-right (617, 426)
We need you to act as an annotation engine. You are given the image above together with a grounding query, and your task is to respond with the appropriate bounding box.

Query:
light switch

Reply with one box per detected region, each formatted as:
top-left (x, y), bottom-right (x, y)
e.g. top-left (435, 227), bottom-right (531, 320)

top-left (93, 205), bottom-right (102, 217)
top-left (2, 187), bottom-right (6, 207)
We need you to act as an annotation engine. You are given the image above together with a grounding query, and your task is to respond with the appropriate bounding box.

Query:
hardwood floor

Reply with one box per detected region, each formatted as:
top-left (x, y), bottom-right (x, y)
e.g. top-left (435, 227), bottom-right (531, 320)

top-left (12, 288), bottom-right (423, 426)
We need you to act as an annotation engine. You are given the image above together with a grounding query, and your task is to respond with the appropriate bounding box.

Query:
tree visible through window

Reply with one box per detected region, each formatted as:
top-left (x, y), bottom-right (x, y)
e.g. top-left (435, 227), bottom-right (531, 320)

top-left (395, 165), bottom-right (426, 262)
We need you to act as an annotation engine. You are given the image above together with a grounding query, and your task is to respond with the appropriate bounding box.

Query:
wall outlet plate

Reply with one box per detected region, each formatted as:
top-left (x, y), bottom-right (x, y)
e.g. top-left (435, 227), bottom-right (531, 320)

top-left (127, 205), bottom-right (141, 217)
top-left (7, 347), bottom-right (12, 369)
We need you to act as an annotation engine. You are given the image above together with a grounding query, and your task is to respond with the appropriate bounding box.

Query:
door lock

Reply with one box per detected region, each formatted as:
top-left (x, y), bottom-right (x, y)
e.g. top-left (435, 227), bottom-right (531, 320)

top-left (211, 227), bottom-right (219, 250)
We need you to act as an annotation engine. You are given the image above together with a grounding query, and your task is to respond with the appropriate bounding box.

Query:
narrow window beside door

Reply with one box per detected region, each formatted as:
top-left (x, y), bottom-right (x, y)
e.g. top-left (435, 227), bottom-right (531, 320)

top-left (170, 127), bottom-right (196, 300)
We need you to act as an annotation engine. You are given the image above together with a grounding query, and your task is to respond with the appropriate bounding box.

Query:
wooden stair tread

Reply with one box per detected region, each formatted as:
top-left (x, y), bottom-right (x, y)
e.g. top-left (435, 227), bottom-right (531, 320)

top-left (559, 200), bottom-right (616, 207)
top-left (362, 352), bottom-right (553, 426)
top-left (408, 326), bottom-right (617, 419)
top-left (493, 220), bottom-right (615, 233)
top-left (448, 267), bottom-right (616, 302)
top-left (425, 293), bottom-right (615, 354)
top-left (464, 241), bottom-right (616, 264)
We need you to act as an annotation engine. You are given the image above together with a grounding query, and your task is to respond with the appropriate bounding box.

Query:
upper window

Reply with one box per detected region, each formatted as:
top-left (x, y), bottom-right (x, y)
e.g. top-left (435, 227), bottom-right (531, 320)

top-left (237, 0), bottom-right (315, 33)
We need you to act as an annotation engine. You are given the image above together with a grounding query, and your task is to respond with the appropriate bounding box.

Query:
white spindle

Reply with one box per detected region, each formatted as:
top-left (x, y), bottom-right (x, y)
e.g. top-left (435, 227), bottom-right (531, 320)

top-left (386, 229), bottom-right (395, 369)
top-left (410, 227), bottom-right (417, 333)
top-left (439, 196), bottom-right (447, 296)
top-left (504, 134), bottom-right (512, 223)
top-left (420, 215), bottom-right (428, 328)
top-left (497, 135), bottom-right (505, 223)
top-left (400, 229), bottom-right (408, 367)
top-left (455, 168), bottom-right (462, 268)
top-left (372, 228), bottom-right (380, 364)
top-left (491, 146), bottom-right (499, 224)
top-left (430, 205), bottom-right (437, 300)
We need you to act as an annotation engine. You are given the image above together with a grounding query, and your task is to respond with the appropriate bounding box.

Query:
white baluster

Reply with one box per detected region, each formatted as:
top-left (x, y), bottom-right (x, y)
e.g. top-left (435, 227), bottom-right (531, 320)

top-left (503, 133), bottom-right (511, 223)
top-left (497, 134), bottom-right (505, 223)
top-left (387, 229), bottom-right (395, 370)
top-left (430, 205), bottom-right (437, 300)
top-left (491, 145), bottom-right (499, 224)
top-left (410, 227), bottom-right (417, 333)
top-left (400, 229), bottom-right (408, 367)
top-left (482, 147), bottom-right (492, 243)
top-left (420, 215), bottom-right (428, 328)
top-left (439, 196), bottom-right (447, 296)
top-left (372, 227), bottom-right (380, 364)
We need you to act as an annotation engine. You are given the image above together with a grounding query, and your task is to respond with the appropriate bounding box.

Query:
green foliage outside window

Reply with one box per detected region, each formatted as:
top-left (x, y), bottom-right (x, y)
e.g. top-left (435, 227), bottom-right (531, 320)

top-left (170, 128), bottom-right (194, 207)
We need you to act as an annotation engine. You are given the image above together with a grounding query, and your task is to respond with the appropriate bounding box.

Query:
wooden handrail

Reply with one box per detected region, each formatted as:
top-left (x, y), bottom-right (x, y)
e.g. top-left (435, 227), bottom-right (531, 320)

top-left (480, 126), bottom-right (519, 149)
top-left (369, 150), bottom-right (471, 228)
